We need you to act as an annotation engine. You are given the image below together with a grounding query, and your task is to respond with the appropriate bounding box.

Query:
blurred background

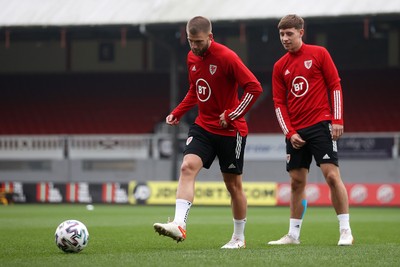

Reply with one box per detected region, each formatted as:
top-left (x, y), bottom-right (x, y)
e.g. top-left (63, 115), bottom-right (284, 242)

top-left (0, 0), bottom-right (399, 206)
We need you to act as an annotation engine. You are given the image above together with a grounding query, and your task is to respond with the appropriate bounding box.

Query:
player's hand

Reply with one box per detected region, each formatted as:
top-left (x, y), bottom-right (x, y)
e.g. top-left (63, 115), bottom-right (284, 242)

top-left (166, 114), bottom-right (179, 125)
top-left (331, 124), bottom-right (344, 141)
top-left (219, 111), bottom-right (228, 128)
top-left (290, 133), bottom-right (306, 149)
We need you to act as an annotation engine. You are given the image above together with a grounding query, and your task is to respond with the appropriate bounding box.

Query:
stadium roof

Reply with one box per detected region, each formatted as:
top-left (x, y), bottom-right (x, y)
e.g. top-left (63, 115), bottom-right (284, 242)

top-left (1, 0), bottom-right (399, 27)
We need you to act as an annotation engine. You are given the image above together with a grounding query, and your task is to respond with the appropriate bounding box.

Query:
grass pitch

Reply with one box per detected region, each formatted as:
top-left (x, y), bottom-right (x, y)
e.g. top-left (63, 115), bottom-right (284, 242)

top-left (0, 204), bottom-right (399, 267)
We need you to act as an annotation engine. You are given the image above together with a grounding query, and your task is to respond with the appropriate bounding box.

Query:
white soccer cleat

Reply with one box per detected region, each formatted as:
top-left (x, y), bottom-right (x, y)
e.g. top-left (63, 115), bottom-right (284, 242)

top-left (221, 236), bottom-right (246, 249)
top-left (268, 234), bottom-right (300, 245)
top-left (338, 229), bottom-right (354, 246)
top-left (153, 221), bottom-right (186, 243)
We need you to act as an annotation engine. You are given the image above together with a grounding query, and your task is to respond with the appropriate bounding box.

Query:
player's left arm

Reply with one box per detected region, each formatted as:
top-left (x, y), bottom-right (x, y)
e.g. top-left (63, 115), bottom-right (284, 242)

top-left (329, 81), bottom-right (344, 141)
top-left (223, 57), bottom-right (263, 124)
top-left (321, 47), bottom-right (344, 140)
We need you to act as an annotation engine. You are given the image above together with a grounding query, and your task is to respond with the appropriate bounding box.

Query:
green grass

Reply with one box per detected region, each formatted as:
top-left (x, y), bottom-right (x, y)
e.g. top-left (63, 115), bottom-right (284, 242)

top-left (0, 204), bottom-right (399, 267)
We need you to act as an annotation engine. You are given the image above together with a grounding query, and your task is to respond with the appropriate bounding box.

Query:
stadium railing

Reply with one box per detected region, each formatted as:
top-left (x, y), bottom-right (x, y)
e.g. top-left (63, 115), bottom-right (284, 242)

top-left (0, 133), bottom-right (398, 160)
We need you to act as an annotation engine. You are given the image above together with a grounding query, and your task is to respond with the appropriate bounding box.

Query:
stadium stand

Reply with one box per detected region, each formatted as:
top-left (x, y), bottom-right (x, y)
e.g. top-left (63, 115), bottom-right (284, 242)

top-left (340, 69), bottom-right (400, 132)
top-left (0, 73), bottom-right (170, 134)
top-left (0, 69), bottom-right (399, 135)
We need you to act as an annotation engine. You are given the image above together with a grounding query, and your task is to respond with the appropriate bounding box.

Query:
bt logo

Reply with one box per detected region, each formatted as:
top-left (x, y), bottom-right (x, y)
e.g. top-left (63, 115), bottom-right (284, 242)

top-left (291, 76), bottom-right (309, 97)
top-left (196, 78), bottom-right (211, 102)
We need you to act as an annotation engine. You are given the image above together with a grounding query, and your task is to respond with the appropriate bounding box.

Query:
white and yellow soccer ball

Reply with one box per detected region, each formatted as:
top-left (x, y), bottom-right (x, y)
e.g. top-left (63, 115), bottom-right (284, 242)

top-left (55, 220), bottom-right (89, 253)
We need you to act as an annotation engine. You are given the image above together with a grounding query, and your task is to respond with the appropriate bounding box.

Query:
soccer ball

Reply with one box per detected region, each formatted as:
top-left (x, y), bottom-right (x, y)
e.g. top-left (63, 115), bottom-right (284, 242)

top-left (55, 219), bottom-right (89, 253)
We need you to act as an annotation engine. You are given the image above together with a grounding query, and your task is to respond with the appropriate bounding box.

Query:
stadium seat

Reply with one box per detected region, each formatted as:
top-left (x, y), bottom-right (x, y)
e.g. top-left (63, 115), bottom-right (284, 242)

top-left (0, 70), bottom-right (399, 135)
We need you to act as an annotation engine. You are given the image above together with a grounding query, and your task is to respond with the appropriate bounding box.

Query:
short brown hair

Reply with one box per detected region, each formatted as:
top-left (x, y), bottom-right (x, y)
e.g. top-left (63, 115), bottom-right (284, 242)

top-left (278, 14), bottom-right (304, 30)
top-left (186, 16), bottom-right (212, 35)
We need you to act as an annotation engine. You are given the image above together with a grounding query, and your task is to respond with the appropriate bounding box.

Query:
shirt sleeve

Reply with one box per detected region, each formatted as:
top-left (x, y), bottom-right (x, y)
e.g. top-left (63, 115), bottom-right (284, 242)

top-left (224, 55), bottom-right (263, 124)
top-left (272, 64), bottom-right (297, 139)
top-left (321, 48), bottom-right (344, 125)
top-left (170, 82), bottom-right (197, 120)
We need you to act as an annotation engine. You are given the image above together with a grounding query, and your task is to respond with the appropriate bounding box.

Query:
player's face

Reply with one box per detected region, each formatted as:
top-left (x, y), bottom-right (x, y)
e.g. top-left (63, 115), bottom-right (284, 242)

top-left (187, 31), bottom-right (212, 56)
top-left (279, 28), bottom-right (304, 53)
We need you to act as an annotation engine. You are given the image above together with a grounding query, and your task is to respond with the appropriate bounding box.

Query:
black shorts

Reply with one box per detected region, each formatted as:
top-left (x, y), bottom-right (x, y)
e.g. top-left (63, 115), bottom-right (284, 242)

top-left (184, 124), bottom-right (246, 174)
top-left (286, 121), bottom-right (339, 172)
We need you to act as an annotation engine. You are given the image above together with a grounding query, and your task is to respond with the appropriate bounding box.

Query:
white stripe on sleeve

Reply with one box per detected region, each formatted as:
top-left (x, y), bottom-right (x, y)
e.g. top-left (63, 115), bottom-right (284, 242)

top-left (228, 93), bottom-right (254, 120)
top-left (334, 90), bottom-right (341, 120)
top-left (275, 107), bottom-right (289, 135)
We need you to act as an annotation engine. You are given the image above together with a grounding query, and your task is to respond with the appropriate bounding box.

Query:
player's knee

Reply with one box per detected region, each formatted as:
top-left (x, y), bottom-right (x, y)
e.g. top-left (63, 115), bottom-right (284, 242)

top-left (325, 172), bottom-right (341, 187)
top-left (223, 178), bottom-right (242, 194)
top-left (291, 177), bottom-right (306, 192)
top-left (226, 184), bottom-right (244, 199)
top-left (180, 160), bottom-right (198, 176)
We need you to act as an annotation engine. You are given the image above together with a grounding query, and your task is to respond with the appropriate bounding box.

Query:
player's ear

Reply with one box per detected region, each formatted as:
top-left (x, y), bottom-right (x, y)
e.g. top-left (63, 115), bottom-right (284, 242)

top-left (209, 33), bottom-right (214, 40)
top-left (299, 28), bottom-right (305, 38)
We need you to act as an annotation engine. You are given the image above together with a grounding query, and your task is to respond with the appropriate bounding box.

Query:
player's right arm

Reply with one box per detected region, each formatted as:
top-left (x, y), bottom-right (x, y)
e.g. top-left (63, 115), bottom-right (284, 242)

top-left (272, 65), bottom-right (297, 139)
top-left (168, 81), bottom-right (198, 125)
top-left (290, 133), bottom-right (306, 149)
top-left (166, 114), bottom-right (179, 125)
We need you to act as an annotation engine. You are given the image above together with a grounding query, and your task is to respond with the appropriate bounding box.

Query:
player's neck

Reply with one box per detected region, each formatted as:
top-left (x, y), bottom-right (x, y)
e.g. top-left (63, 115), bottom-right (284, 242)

top-left (290, 42), bottom-right (303, 53)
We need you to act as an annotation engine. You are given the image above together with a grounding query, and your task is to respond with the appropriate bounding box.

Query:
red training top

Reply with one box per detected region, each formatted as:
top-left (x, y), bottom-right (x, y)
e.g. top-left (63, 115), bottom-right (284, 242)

top-left (272, 43), bottom-right (344, 139)
top-left (172, 41), bottom-right (262, 137)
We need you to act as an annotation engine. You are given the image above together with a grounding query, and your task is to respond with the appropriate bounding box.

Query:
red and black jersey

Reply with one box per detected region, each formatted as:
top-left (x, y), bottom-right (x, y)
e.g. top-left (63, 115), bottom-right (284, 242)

top-left (171, 41), bottom-right (262, 137)
top-left (272, 43), bottom-right (343, 139)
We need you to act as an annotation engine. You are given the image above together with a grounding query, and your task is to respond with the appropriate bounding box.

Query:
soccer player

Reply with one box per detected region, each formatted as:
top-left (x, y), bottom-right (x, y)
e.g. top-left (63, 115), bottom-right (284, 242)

top-left (268, 14), bottom-right (354, 246)
top-left (153, 16), bottom-right (263, 249)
